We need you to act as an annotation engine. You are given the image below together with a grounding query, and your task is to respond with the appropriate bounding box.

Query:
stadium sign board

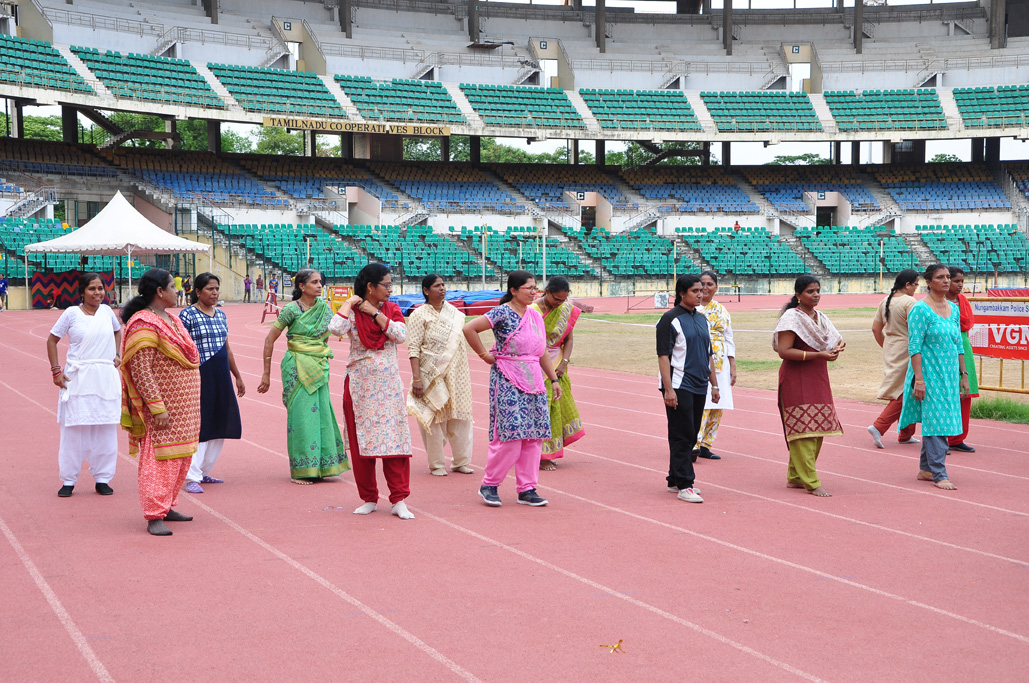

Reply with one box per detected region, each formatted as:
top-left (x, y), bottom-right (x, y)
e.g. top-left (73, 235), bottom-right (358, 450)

top-left (969, 298), bottom-right (1029, 361)
top-left (263, 117), bottom-right (450, 136)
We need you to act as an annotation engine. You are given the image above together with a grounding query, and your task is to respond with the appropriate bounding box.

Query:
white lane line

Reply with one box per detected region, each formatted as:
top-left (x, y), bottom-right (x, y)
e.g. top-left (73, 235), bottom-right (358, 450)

top-left (0, 514), bottom-right (115, 682)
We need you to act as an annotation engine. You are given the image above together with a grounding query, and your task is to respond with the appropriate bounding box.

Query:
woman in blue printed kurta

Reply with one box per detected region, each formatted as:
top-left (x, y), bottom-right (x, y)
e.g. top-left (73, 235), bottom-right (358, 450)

top-left (899, 264), bottom-right (968, 490)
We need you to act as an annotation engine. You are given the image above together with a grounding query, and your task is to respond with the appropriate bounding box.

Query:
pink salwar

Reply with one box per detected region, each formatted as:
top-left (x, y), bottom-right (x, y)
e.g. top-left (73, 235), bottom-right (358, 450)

top-left (137, 430), bottom-right (192, 520)
top-left (482, 436), bottom-right (543, 493)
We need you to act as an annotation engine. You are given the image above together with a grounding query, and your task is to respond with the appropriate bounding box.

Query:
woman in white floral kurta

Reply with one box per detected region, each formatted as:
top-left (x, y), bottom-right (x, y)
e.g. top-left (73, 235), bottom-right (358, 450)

top-left (329, 263), bottom-right (414, 520)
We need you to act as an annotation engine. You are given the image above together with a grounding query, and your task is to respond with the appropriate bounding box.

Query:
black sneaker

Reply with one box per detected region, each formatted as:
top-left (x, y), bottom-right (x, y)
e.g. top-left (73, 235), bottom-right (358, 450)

top-left (95, 483), bottom-right (114, 495)
top-left (479, 485), bottom-right (502, 507)
top-left (58, 485), bottom-right (74, 498)
top-left (950, 442), bottom-right (976, 453)
top-left (698, 447), bottom-right (721, 460)
top-left (517, 488), bottom-right (548, 507)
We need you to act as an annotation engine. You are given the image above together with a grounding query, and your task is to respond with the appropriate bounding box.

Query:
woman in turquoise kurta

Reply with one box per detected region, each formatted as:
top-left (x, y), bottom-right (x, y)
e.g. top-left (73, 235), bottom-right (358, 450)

top-left (899, 264), bottom-right (968, 491)
top-left (258, 269), bottom-right (349, 483)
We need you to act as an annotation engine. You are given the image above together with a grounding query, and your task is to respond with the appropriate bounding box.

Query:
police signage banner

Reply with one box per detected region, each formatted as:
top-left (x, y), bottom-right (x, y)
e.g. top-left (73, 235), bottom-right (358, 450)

top-left (263, 117), bottom-right (450, 136)
top-left (969, 298), bottom-right (1029, 360)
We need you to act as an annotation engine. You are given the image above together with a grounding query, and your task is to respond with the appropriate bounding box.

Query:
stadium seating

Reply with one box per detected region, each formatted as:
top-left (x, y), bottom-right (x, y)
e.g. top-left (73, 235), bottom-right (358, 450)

top-left (459, 84), bottom-right (585, 129)
top-left (700, 91), bottom-right (821, 132)
top-left (218, 222), bottom-right (365, 280)
top-left (794, 225), bottom-right (918, 273)
top-left (0, 216), bottom-right (126, 275)
top-left (0, 138), bottom-right (118, 177)
top-left (873, 163), bottom-right (1010, 211)
top-left (680, 226), bottom-right (806, 275)
top-left (823, 89), bottom-right (946, 131)
top-left (490, 164), bottom-right (632, 211)
top-left (953, 85), bottom-right (1029, 128)
top-left (208, 64), bottom-right (345, 117)
top-left (0, 35), bottom-right (92, 93)
top-left (335, 75), bottom-right (466, 124)
top-left (562, 225), bottom-right (680, 276)
top-left (370, 163), bottom-right (524, 213)
top-left (71, 47), bottom-right (225, 109)
top-left (1004, 162), bottom-right (1029, 206)
top-left (915, 223), bottom-right (1028, 272)
top-left (337, 224), bottom-right (482, 278)
top-left (462, 226), bottom-right (592, 277)
top-left (741, 165), bottom-right (879, 213)
top-left (104, 149), bottom-right (288, 206)
top-left (619, 167), bottom-right (759, 213)
top-left (234, 155), bottom-right (401, 208)
top-left (579, 89), bottom-right (702, 131)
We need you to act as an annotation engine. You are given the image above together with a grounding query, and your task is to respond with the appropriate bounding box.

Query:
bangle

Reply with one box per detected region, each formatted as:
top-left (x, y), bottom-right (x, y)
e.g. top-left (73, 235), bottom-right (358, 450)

top-left (960, 371), bottom-right (968, 376)
top-left (478, 351), bottom-right (491, 358)
top-left (412, 378), bottom-right (423, 384)
top-left (551, 379), bottom-right (559, 384)
top-left (802, 351), bottom-right (807, 361)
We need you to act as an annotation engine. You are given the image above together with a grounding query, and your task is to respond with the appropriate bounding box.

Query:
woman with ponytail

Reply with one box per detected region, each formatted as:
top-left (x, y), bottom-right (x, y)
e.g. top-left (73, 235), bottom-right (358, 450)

top-left (656, 274), bottom-right (719, 503)
top-left (329, 263), bottom-right (413, 519)
top-left (773, 275), bottom-right (845, 497)
top-left (119, 268), bottom-right (201, 535)
top-left (258, 269), bottom-right (349, 485)
top-left (867, 269), bottom-right (920, 448)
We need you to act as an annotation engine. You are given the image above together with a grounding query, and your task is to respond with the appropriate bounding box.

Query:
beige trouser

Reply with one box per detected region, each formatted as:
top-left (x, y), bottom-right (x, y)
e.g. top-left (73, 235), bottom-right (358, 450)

top-left (420, 418), bottom-right (473, 472)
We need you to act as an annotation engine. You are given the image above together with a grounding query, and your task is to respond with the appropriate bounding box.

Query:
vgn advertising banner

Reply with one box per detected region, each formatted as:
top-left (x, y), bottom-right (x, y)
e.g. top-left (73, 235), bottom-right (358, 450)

top-left (970, 298), bottom-right (1029, 361)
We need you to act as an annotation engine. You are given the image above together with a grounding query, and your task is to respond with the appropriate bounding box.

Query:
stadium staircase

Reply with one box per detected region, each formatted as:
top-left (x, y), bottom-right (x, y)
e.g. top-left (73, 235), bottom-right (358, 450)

top-left (4, 187), bottom-right (59, 219)
top-left (777, 226), bottom-right (828, 276)
top-left (54, 45), bottom-right (110, 97)
top-left (322, 76), bottom-right (361, 121)
top-left (683, 92), bottom-right (718, 135)
top-left (554, 230), bottom-right (613, 281)
top-left (806, 94), bottom-right (840, 134)
top-left (726, 169), bottom-right (786, 224)
top-left (477, 168), bottom-right (545, 220)
top-left (668, 235), bottom-right (711, 273)
top-left (192, 63), bottom-right (240, 110)
top-left (935, 89), bottom-right (963, 128)
top-left (996, 164), bottom-right (1029, 226)
top-left (853, 168), bottom-right (904, 224)
top-left (442, 84), bottom-right (483, 127)
top-left (899, 232), bottom-right (936, 270)
top-left (564, 90), bottom-right (601, 132)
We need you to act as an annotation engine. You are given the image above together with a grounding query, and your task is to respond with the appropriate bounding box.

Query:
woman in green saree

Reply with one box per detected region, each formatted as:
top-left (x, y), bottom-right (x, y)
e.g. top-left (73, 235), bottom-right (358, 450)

top-left (258, 269), bottom-right (349, 483)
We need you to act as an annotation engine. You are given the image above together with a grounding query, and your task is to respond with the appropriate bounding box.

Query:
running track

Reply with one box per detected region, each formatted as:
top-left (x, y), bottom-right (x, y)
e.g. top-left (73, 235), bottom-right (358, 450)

top-left (1, 304), bottom-right (1026, 682)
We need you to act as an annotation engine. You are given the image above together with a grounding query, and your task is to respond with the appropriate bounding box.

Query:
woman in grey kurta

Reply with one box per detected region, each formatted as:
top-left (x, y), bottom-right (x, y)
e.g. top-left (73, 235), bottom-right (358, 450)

top-left (899, 264), bottom-right (968, 490)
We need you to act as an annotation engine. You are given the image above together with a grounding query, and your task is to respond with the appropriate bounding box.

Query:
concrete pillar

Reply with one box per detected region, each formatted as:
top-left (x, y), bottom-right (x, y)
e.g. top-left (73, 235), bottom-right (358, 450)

top-left (468, 0), bottom-right (479, 43)
top-left (985, 137), bottom-right (1001, 166)
top-left (702, 142), bottom-right (711, 166)
top-left (571, 139), bottom-right (579, 165)
top-left (304, 130), bottom-right (317, 157)
top-left (722, 141), bottom-right (731, 167)
top-left (881, 141), bottom-right (892, 164)
top-left (990, 0), bottom-right (1007, 49)
top-left (470, 135), bottom-right (481, 165)
top-left (851, 141), bottom-right (861, 165)
top-left (207, 119), bottom-right (221, 153)
top-left (723, 0), bottom-right (733, 56)
top-left (163, 116), bottom-right (177, 150)
top-left (339, 0), bottom-right (353, 39)
top-left (441, 136), bottom-right (450, 162)
top-left (340, 132), bottom-right (353, 161)
top-left (854, 0), bottom-right (863, 54)
top-left (595, 0), bottom-right (606, 53)
top-left (971, 138), bottom-right (985, 163)
top-left (595, 139), bottom-right (606, 166)
top-left (8, 100), bottom-right (24, 138)
top-left (62, 106), bottom-right (78, 144)
top-left (833, 140), bottom-right (842, 164)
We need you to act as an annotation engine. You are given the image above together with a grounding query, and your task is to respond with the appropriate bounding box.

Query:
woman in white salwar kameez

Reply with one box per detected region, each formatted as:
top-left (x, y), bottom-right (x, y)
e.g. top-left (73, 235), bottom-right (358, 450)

top-left (693, 271), bottom-right (735, 461)
top-left (46, 273), bottom-right (123, 497)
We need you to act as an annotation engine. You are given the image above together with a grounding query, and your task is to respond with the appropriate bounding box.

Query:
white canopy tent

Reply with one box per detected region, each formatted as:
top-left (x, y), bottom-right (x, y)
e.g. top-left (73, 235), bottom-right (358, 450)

top-left (22, 191), bottom-right (211, 308)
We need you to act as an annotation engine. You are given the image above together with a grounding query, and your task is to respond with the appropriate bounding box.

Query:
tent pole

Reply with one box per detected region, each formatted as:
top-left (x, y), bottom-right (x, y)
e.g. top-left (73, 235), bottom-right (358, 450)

top-left (24, 252), bottom-right (29, 310)
top-left (127, 247), bottom-right (133, 297)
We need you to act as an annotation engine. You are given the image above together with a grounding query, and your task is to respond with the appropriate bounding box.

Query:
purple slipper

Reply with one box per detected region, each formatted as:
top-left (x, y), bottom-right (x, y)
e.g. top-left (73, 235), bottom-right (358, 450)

top-left (201, 476), bottom-right (224, 484)
top-left (184, 481), bottom-right (204, 494)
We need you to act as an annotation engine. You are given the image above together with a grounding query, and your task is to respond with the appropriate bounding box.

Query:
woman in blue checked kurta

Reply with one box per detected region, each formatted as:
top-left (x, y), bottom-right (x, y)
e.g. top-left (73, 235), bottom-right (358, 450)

top-left (178, 274), bottom-right (244, 493)
top-left (899, 264), bottom-right (968, 490)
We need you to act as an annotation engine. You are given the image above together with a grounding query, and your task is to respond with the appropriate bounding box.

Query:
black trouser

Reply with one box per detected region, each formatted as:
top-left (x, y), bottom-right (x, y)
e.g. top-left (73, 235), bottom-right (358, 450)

top-left (243, 289), bottom-right (251, 302)
top-left (664, 388), bottom-right (705, 489)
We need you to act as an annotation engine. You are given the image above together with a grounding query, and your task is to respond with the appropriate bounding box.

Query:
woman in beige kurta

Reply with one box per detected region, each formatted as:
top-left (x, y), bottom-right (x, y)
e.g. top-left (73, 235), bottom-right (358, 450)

top-left (407, 274), bottom-right (474, 476)
top-left (867, 269), bottom-right (919, 448)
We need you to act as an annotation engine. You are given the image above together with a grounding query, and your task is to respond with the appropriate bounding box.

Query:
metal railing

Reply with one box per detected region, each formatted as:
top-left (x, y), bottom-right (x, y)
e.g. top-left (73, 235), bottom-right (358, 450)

top-left (43, 7), bottom-right (165, 37)
top-left (321, 42), bottom-right (423, 63)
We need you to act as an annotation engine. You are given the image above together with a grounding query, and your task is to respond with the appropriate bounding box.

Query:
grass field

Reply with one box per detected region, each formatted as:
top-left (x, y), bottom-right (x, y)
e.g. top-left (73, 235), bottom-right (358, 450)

top-left (567, 306), bottom-right (1029, 407)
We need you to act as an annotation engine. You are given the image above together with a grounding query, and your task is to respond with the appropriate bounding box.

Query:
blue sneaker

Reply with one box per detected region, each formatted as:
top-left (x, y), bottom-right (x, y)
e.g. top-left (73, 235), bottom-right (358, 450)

top-left (517, 488), bottom-right (548, 506)
top-left (479, 485), bottom-right (502, 507)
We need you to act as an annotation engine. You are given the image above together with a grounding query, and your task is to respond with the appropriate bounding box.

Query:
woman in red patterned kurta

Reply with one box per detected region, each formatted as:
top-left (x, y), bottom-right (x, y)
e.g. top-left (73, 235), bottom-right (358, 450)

top-left (120, 269), bottom-right (201, 536)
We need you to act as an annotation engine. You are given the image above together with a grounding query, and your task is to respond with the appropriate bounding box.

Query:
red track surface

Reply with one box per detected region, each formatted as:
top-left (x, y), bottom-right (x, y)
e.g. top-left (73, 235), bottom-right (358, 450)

top-left (2, 304), bottom-right (1026, 682)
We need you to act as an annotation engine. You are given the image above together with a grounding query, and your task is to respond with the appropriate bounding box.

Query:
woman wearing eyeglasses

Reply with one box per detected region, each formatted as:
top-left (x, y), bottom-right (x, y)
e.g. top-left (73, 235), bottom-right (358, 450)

top-left (530, 275), bottom-right (585, 471)
top-left (329, 263), bottom-right (414, 520)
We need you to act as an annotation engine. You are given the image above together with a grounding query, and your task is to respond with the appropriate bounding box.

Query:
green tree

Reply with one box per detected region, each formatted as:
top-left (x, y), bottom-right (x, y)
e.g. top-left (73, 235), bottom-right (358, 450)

top-left (252, 126), bottom-right (304, 155)
top-left (175, 120), bottom-right (253, 153)
top-left (929, 153), bottom-right (963, 163)
top-left (605, 141), bottom-right (713, 168)
top-left (765, 153), bottom-right (831, 165)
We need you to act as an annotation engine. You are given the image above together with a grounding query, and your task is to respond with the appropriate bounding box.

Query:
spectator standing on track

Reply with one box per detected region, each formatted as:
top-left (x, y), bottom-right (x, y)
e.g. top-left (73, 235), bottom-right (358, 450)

top-left (330, 263), bottom-right (414, 519)
top-left (255, 274), bottom-right (264, 303)
top-left (772, 275), bottom-right (845, 498)
top-left (179, 273), bottom-right (244, 494)
top-left (46, 272), bottom-right (123, 498)
top-left (243, 274), bottom-right (252, 303)
top-left (945, 266), bottom-right (978, 454)
top-left (899, 264), bottom-right (967, 490)
top-left (119, 268), bottom-right (201, 536)
top-left (407, 274), bottom-right (475, 477)
top-left (173, 272), bottom-right (183, 306)
top-left (657, 274), bottom-right (718, 504)
top-left (464, 270), bottom-right (561, 508)
top-left (868, 269), bottom-right (921, 449)
top-left (0, 272), bottom-right (8, 310)
top-left (530, 275), bottom-right (586, 471)
top-left (693, 270), bottom-right (735, 462)
top-left (181, 276), bottom-right (192, 305)
top-left (258, 269), bottom-right (349, 485)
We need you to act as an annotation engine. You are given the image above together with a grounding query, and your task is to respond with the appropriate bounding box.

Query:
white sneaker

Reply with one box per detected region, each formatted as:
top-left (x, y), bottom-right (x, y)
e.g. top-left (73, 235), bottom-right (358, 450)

top-left (668, 486), bottom-right (701, 494)
top-left (677, 487), bottom-right (704, 503)
top-left (391, 501), bottom-right (415, 519)
top-left (867, 425), bottom-right (884, 449)
top-left (899, 437), bottom-right (921, 444)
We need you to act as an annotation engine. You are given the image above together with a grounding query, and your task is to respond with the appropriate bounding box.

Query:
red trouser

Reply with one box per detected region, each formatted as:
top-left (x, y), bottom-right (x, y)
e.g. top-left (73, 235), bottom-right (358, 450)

top-left (872, 397), bottom-right (917, 442)
top-left (948, 395), bottom-right (972, 446)
top-left (343, 377), bottom-right (410, 504)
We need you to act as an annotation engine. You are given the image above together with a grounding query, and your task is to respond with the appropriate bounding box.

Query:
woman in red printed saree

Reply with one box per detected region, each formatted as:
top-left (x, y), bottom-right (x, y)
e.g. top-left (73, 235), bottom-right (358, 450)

top-left (120, 269), bottom-right (201, 536)
top-left (530, 276), bottom-right (585, 470)
top-left (772, 275), bottom-right (846, 498)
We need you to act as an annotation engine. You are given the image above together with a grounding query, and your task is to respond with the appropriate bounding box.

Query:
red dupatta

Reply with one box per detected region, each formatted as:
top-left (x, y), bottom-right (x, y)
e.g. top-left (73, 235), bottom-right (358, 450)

top-left (355, 300), bottom-right (404, 350)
